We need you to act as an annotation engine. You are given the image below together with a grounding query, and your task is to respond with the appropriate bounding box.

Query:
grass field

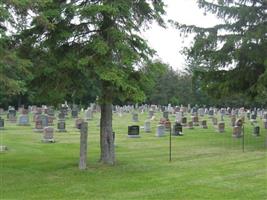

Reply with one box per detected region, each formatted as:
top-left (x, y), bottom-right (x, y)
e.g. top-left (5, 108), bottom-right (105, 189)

top-left (1, 112), bottom-right (267, 200)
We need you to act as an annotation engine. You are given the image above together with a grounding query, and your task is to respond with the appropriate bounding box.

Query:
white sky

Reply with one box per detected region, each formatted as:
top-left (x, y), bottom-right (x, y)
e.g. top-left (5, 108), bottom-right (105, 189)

top-left (143, 0), bottom-right (222, 71)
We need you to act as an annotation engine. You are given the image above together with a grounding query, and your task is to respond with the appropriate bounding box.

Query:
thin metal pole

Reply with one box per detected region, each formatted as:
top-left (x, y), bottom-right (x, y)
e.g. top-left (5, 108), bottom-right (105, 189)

top-left (242, 125), bottom-right (245, 153)
top-left (169, 126), bottom-right (172, 162)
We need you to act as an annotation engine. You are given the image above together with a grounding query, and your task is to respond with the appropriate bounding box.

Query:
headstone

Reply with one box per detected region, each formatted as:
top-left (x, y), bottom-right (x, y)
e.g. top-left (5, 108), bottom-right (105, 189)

top-left (164, 120), bottom-right (171, 131)
top-left (0, 117), bottom-right (4, 130)
top-left (231, 116), bottom-right (236, 127)
top-left (40, 115), bottom-right (49, 127)
top-left (57, 120), bottom-right (66, 132)
top-left (181, 117), bottom-right (187, 126)
top-left (233, 118), bottom-right (243, 138)
top-left (71, 109), bottom-right (78, 118)
top-left (156, 124), bottom-right (165, 137)
top-left (132, 113), bottom-right (139, 122)
top-left (192, 116), bottom-right (199, 126)
top-left (201, 120), bottom-right (208, 129)
top-left (18, 114), bottom-right (30, 126)
top-left (42, 127), bottom-right (55, 143)
top-left (187, 121), bottom-right (194, 129)
top-left (58, 111), bottom-right (65, 120)
top-left (148, 110), bottom-right (154, 119)
top-left (144, 120), bottom-right (151, 133)
top-left (253, 125), bottom-right (260, 136)
top-left (0, 145), bottom-right (8, 152)
top-left (34, 119), bottom-right (43, 132)
top-left (85, 108), bottom-right (93, 120)
top-left (173, 122), bottom-right (183, 136)
top-left (8, 109), bottom-right (17, 123)
top-left (212, 117), bottom-right (218, 126)
top-left (175, 112), bottom-right (182, 123)
top-left (47, 116), bottom-right (54, 126)
top-left (233, 126), bottom-right (242, 138)
top-left (163, 111), bottom-right (169, 119)
top-left (128, 125), bottom-right (140, 138)
top-left (218, 122), bottom-right (225, 133)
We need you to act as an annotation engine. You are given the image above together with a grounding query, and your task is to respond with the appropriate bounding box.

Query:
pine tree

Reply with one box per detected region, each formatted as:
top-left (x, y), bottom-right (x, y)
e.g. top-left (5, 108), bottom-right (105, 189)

top-left (175, 0), bottom-right (267, 104)
top-left (2, 0), bottom-right (166, 164)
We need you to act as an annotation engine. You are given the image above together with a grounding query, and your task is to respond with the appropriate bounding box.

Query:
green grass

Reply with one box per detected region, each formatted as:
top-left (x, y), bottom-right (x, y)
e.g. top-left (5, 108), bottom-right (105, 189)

top-left (1, 112), bottom-right (267, 200)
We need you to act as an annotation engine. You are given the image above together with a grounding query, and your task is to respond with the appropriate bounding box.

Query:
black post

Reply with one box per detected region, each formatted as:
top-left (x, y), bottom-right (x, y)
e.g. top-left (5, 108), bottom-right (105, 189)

top-left (242, 125), bottom-right (245, 153)
top-left (169, 127), bottom-right (172, 162)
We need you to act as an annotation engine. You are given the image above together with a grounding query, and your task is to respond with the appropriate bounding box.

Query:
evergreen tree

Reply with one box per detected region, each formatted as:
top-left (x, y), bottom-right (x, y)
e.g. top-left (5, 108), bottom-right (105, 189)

top-left (174, 0), bottom-right (267, 104)
top-left (3, 0), bottom-right (166, 164)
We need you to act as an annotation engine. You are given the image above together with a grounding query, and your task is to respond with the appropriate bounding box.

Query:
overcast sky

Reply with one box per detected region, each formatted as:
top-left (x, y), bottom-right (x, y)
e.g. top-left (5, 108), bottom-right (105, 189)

top-left (143, 0), bottom-right (221, 71)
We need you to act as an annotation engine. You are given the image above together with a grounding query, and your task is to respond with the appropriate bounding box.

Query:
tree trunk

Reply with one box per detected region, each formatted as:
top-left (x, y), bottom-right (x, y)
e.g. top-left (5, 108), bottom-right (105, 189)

top-left (100, 103), bottom-right (115, 164)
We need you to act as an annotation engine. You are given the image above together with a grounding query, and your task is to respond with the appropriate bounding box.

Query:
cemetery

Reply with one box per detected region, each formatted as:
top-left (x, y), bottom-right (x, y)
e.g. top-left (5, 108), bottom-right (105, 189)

top-left (1, 0), bottom-right (266, 199)
top-left (1, 105), bottom-right (266, 199)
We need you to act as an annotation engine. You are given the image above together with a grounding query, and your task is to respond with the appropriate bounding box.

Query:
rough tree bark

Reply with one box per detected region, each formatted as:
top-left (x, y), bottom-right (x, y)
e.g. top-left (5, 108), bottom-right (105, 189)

top-left (100, 102), bottom-right (115, 164)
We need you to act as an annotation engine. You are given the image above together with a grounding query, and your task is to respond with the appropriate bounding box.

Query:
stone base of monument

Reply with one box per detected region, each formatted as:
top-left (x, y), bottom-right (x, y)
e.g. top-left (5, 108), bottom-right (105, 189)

top-left (18, 123), bottom-right (31, 126)
top-left (0, 145), bottom-right (8, 152)
top-left (33, 129), bottom-right (44, 133)
top-left (42, 138), bottom-right (55, 143)
top-left (128, 134), bottom-right (140, 138)
top-left (0, 127), bottom-right (5, 130)
top-left (232, 126), bottom-right (243, 138)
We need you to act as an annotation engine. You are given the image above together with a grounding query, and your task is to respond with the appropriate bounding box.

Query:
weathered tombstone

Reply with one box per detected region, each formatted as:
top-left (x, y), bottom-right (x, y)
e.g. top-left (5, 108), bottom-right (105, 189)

top-left (75, 118), bottom-right (84, 129)
top-left (58, 111), bottom-right (65, 120)
top-left (132, 113), bottom-right (139, 122)
top-left (175, 112), bottom-right (182, 123)
top-left (71, 109), bottom-right (78, 118)
top-left (218, 122), bottom-right (225, 133)
top-left (57, 120), bottom-right (67, 132)
top-left (8, 109), bottom-right (17, 123)
top-left (233, 126), bottom-right (242, 138)
top-left (34, 119), bottom-right (43, 132)
top-left (181, 117), bottom-right (187, 126)
top-left (42, 127), bottom-right (55, 143)
top-left (232, 118), bottom-right (243, 138)
top-left (148, 110), bottom-right (154, 119)
top-left (173, 122), bottom-right (183, 136)
top-left (230, 115), bottom-right (236, 126)
top-left (47, 116), bottom-right (54, 126)
top-left (250, 113), bottom-right (257, 122)
top-left (47, 108), bottom-right (55, 116)
top-left (0, 117), bottom-right (4, 130)
top-left (156, 124), bottom-right (165, 137)
top-left (144, 120), bottom-right (151, 133)
top-left (18, 115), bottom-right (30, 126)
top-left (187, 121), bottom-right (194, 129)
top-left (212, 117), bottom-right (218, 126)
top-left (40, 115), bottom-right (48, 127)
top-left (164, 120), bottom-right (171, 131)
top-left (192, 116), bottom-right (199, 126)
top-left (201, 120), bottom-right (208, 129)
top-left (85, 108), bottom-right (93, 120)
top-left (128, 125), bottom-right (140, 138)
top-left (0, 145), bottom-right (8, 152)
top-left (253, 125), bottom-right (260, 136)
top-left (208, 109), bottom-right (214, 118)
top-left (79, 122), bottom-right (88, 170)
top-left (163, 111), bottom-right (169, 119)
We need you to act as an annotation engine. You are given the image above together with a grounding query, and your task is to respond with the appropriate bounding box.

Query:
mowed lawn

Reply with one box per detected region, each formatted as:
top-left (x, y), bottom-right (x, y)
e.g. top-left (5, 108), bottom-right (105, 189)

top-left (1, 112), bottom-right (267, 200)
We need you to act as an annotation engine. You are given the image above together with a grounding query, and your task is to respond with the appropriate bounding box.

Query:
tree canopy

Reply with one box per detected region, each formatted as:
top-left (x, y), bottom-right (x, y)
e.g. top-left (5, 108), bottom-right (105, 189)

top-left (174, 0), bottom-right (267, 105)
